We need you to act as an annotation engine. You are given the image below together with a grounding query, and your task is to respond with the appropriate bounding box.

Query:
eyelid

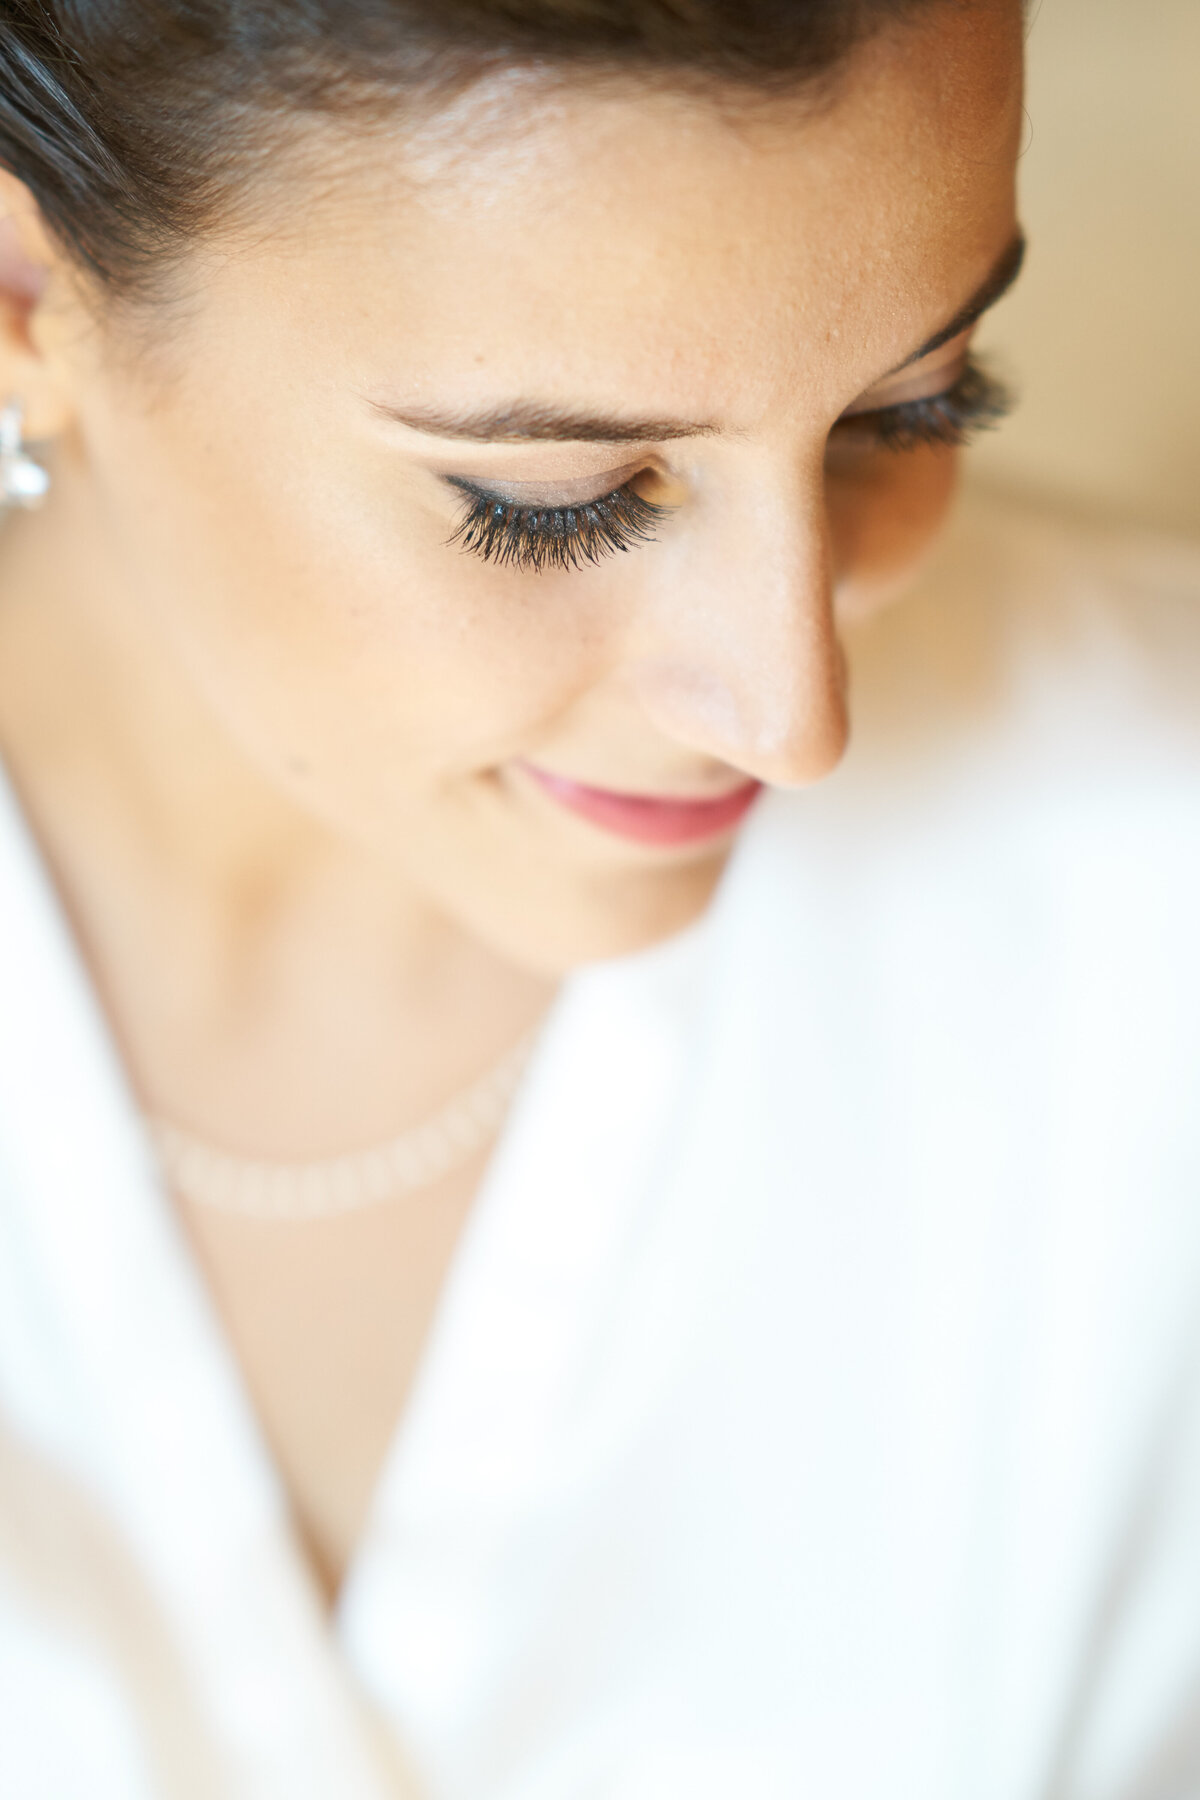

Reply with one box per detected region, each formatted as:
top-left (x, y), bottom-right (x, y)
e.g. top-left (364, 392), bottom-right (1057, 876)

top-left (441, 459), bottom-right (647, 509)
top-left (841, 329), bottom-right (975, 418)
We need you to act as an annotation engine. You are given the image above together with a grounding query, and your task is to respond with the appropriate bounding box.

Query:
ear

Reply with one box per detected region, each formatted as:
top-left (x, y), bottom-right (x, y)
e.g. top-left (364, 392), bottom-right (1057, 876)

top-left (0, 171), bottom-right (79, 441)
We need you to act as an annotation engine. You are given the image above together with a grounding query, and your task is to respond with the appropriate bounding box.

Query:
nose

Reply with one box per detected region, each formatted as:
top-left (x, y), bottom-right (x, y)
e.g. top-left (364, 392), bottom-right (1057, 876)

top-left (627, 466), bottom-right (849, 789)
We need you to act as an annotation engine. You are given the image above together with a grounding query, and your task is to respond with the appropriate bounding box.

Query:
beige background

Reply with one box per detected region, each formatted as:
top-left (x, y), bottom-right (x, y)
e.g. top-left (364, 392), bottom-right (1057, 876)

top-left (967, 0), bottom-right (1200, 539)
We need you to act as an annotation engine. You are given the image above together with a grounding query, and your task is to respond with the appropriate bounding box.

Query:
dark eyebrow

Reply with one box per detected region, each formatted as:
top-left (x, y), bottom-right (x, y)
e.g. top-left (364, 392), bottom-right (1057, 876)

top-left (369, 229), bottom-right (1026, 446)
top-left (895, 230), bottom-right (1026, 370)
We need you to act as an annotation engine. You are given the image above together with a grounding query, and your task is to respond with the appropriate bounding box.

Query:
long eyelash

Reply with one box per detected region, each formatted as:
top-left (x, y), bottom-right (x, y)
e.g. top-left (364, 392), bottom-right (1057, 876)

top-left (448, 358), bottom-right (1012, 573)
top-left (448, 480), bottom-right (668, 573)
top-left (855, 357), bottom-right (1015, 452)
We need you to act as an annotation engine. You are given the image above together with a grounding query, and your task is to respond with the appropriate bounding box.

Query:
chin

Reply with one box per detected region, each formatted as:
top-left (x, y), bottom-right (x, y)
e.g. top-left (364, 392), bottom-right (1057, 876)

top-left (463, 848), bottom-right (730, 976)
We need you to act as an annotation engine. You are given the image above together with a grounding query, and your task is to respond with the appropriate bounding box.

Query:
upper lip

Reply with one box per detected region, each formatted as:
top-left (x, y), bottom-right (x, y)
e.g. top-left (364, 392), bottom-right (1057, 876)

top-left (516, 762), bottom-right (759, 804)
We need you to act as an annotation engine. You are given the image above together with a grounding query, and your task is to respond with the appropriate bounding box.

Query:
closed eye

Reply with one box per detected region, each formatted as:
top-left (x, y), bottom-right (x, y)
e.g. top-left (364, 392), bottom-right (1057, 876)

top-left (831, 355), bottom-right (1014, 453)
top-left (446, 475), bottom-right (670, 573)
top-left (443, 355), bottom-right (1014, 575)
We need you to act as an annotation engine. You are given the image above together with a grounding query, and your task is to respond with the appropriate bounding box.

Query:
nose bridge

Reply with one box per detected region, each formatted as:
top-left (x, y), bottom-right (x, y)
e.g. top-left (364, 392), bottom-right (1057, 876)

top-left (632, 464), bottom-right (849, 788)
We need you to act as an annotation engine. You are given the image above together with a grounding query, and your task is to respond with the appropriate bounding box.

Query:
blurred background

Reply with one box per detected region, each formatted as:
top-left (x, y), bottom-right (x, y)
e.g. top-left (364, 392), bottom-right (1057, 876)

top-left (968, 0), bottom-right (1200, 539)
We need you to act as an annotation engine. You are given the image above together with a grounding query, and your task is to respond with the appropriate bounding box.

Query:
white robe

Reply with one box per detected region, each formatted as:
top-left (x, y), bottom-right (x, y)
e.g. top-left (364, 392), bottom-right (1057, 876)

top-left (2, 490), bottom-right (1200, 1800)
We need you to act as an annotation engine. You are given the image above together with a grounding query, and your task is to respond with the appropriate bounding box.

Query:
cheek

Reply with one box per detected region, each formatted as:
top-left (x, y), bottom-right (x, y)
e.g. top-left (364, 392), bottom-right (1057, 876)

top-left (80, 387), bottom-right (604, 810)
top-left (828, 446), bottom-right (959, 626)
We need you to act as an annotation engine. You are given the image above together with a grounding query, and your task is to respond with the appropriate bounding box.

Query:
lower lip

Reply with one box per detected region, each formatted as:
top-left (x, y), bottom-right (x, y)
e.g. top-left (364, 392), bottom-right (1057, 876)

top-left (516, 764), bottom-right (763, 847)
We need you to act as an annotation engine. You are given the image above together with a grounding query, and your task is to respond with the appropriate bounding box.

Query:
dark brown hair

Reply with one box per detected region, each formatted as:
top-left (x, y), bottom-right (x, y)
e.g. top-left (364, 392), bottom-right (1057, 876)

top-left (0, 0), bottom-right (942, 297)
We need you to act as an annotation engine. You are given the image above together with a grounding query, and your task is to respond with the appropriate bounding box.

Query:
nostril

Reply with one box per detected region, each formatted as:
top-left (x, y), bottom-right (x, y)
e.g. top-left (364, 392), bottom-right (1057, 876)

top-left (752, 702), bottom-right (850, 790)
top-left (629, 660), bottom-right (748, 748)
top-left (628, 648), bottom-right (850, 791)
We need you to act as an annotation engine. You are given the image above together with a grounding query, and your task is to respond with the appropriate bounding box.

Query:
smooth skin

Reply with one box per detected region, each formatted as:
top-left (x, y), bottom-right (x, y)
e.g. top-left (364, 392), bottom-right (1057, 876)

top-left (0, 1), bottom-right (1023, 1598)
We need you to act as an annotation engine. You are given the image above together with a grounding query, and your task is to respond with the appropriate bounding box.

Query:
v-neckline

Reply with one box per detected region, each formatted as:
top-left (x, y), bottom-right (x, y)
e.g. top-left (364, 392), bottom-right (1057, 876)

top-left (332, 915), bottom-right (713, 1621)
top-left (0, 765), bottom-right (429, 1792)
top-left (0, 758), bottom-right (714, 1684)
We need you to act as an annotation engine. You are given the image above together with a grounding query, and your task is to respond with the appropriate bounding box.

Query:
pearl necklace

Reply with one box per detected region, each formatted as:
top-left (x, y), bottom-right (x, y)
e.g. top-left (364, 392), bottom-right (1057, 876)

top-left (147, 1029), bottom-right (538, 1221)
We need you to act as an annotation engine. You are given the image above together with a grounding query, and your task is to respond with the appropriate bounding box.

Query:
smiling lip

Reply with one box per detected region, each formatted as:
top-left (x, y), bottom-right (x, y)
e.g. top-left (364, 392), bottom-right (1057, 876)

top-left (516, 763), bottom-right (763, 846)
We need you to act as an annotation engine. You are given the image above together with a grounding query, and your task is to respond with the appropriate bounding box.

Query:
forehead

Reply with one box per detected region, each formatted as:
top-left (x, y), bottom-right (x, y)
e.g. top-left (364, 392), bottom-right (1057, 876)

top-left (209, 4), bottom-right (1023, 422)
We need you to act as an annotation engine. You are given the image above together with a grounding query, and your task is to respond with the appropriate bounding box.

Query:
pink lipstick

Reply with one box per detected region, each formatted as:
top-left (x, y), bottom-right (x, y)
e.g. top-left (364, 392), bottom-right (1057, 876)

top-left (517, 763), bottom-right (762, 847)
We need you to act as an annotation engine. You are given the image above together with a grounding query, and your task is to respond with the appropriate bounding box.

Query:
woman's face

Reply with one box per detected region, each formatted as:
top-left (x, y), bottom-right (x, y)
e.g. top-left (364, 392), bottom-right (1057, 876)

top-left (33, 1), bottom-right (1023, 971)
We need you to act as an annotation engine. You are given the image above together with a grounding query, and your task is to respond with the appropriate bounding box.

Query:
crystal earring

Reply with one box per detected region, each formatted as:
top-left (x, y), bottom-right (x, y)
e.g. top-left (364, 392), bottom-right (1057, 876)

top-left (0, 401), bottom-right (50, 512)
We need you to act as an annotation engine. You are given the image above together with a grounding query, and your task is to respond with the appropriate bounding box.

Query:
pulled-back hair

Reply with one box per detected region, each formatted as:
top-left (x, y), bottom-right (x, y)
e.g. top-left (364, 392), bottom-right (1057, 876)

top-left (0, 0), bottom-right (942, 296)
